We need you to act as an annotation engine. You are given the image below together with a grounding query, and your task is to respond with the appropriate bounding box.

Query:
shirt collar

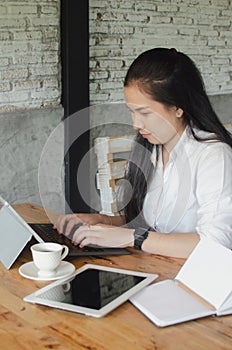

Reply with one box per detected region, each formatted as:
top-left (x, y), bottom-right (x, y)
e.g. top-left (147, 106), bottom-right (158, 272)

top-left (168, 126), bottom-right (189, 162)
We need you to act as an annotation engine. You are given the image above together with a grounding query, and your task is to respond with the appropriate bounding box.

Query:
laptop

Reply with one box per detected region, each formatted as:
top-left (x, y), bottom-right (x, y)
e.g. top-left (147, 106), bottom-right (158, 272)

top-left (0, 196), bottom-right (130, 269)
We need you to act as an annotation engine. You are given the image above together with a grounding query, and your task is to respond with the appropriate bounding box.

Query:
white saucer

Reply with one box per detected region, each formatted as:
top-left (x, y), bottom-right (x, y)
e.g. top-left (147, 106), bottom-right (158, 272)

top-left (19, 261), bottom-right (75, 281)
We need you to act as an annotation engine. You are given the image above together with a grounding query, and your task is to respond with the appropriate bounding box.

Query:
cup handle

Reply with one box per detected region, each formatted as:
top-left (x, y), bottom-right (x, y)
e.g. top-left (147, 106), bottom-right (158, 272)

top-left (61, 245), bottom-right (69, 260)
top-left (63, 282), bottom-right (71, 292)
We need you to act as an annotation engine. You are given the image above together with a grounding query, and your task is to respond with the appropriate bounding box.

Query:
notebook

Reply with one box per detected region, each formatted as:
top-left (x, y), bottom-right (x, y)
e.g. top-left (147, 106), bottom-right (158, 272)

top-left (0, 196), bottom-right (130, 269)
top-left (130, 238), bottom-right (232, 327)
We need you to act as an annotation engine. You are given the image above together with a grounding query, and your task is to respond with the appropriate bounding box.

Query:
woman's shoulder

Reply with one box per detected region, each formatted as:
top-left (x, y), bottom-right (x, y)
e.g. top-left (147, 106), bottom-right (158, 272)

top-left (187, 127), bottom-right (232, 152)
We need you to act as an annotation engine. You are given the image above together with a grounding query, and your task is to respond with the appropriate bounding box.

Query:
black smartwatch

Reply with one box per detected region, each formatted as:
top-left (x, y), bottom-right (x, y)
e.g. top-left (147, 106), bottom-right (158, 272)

top-left (133, 227), bottom-right (149, 250)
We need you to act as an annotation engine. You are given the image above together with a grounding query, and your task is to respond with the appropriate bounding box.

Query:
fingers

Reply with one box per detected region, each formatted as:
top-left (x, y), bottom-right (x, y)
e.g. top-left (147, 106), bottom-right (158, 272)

top-left (70, 225), bottom-right (133, 248)
top-left (53, 214), bottom-right (83, 235)
top-left (79, 237), bottom-right (100, 248)
top-left (72, 225), bottom-right (98, 247)
top-left (53, 214), bottom-right (67, 231)
top-left (65, 219), bottom-right (82, 236)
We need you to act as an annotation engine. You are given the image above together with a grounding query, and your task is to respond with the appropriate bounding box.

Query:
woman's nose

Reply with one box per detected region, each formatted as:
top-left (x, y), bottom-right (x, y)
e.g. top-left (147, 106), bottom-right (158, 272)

top-left (132, 114), bottom-right (144, 130)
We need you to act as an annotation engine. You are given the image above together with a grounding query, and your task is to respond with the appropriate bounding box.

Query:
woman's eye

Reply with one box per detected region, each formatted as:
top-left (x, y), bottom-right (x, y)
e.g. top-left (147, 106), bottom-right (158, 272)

top-left (140, 112), bottom-right (152, 117)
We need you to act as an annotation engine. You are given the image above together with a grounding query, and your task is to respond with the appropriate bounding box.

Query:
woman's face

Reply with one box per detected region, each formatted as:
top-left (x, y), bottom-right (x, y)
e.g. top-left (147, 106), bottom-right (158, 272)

top-left (124, 84), bottom-right (185, 147)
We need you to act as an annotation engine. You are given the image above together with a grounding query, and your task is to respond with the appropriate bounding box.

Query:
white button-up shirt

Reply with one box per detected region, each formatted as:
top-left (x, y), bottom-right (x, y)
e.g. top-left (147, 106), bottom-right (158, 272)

top-left (143, 127), bottom-right (232, 249)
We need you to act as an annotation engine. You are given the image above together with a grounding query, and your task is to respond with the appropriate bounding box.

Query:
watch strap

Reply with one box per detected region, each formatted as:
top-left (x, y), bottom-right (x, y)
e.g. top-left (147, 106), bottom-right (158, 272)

top-left (133, 227), bottom-right (149, 250)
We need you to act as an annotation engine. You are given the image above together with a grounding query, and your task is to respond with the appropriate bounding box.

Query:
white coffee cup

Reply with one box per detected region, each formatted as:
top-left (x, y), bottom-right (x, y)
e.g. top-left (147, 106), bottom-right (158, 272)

top-left (31, 242), bottom-right (69, 277)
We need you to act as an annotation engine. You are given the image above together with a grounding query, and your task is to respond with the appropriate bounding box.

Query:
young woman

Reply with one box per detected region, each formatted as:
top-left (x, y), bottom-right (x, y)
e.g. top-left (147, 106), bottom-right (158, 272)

top-left (54, 48), bottom-right (232, 258)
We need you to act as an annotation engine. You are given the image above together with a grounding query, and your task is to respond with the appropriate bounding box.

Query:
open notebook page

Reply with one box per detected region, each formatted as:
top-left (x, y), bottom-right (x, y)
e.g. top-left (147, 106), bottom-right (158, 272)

top-left (176, 238), bottom-right (232, 310)
top-left (130, 279), bottom-right (214, 327)
top-left (216, 292), bottom-right (232, 316)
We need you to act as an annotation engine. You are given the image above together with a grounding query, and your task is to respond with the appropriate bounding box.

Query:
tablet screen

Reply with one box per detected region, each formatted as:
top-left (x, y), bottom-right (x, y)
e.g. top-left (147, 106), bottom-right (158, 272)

top-left (24, 264), bottom-right (159, 317)
top-left (39, 268), bottom-right (145, 310)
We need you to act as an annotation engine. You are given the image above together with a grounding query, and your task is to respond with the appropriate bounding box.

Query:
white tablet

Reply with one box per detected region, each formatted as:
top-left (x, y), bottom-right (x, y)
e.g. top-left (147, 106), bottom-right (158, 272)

top-left (24, 264), bottom-right (158, 317)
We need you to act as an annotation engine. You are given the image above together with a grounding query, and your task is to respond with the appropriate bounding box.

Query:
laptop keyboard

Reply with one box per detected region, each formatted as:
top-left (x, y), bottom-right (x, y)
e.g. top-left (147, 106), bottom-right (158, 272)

top-left (30, 223), bottom-right (105, 253)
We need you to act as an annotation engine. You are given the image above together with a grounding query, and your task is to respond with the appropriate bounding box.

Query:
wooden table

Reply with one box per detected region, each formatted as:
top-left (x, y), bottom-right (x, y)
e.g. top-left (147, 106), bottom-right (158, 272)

top-left (0, 203), bottom-right (231, 350)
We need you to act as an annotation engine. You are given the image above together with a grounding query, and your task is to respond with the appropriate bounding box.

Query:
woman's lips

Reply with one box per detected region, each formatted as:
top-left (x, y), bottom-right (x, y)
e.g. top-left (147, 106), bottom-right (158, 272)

top-left (140, 133), bottom-right (150, 138)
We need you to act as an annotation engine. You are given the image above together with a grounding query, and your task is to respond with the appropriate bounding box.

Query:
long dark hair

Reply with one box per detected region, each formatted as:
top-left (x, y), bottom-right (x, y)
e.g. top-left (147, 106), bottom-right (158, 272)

top-left (122, 47), bottom-right (232, 226)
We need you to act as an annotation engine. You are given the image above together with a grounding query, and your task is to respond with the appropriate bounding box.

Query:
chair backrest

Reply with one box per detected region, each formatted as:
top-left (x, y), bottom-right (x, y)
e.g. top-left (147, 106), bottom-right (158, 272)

top-left (94, 134), bottom-right (134, 216)
top-left (224, 122), bottom-right (232, 134)
top-left (94, 123), bottom-right (232, 216)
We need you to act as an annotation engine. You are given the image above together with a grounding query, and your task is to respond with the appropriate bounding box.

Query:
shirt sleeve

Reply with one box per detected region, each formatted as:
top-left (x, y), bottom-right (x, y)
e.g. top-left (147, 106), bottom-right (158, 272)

top-left (195, 143), bottom-right (232, 249)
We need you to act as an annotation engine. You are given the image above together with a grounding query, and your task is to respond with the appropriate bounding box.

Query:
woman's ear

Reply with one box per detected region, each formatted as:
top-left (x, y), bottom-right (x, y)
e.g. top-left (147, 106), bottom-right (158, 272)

top-left (176, 107), bottom-right (184, 118)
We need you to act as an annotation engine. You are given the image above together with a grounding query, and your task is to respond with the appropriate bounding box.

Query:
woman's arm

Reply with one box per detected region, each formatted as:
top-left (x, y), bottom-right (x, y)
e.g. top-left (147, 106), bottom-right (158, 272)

top-left (102, 214), bottom-right (126, 226)
top-left (194, 144), bottom-right (232, 249)
top-left (70, 223), bottom-right (200, 259)
top-left (54, 213), bottom-right (125, 235)
top-left (142, 231), bottom-right (200, 258)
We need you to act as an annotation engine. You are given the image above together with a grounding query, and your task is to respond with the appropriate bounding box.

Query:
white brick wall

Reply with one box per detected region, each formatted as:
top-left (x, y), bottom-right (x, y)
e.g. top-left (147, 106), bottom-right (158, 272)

top-left (1, 1), bottom-right (231, 110)
top-left (0, 0), bottom-right (60, 112)
top-left (89, 0), bottom-right (232, 104)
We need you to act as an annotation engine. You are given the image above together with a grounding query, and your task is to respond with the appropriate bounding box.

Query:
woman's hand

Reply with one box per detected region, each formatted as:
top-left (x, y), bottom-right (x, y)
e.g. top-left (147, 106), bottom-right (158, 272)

top-left (71, 224), bottom-right (134, 248)
top-left (53, 213), bottom-right (103, 236)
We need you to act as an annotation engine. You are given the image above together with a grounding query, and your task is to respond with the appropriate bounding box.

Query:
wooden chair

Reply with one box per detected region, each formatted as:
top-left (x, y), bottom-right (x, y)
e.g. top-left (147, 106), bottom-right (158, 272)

top-left (224, 122), bottom-right (232, 133)
top-left (94, 123), bottom-right (231, 216)
top-left (94, 134), bottom-right (134, 216)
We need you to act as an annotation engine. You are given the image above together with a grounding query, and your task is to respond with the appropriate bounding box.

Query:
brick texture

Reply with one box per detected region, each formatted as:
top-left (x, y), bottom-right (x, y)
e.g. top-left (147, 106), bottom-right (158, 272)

top-left (1, 1), bottom-right (232, 111)
top-left (89, 0), bottom-right (232, 104)
top-left (0, 0), bottom-right (60, 112)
